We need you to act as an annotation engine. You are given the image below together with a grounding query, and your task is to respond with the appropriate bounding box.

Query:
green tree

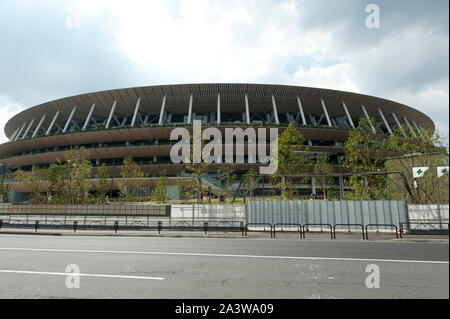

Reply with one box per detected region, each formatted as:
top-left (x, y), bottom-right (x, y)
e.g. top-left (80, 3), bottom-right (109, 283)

top-left (244, 168), bottom-right (260, 199)
top-left (385, 128), bottom-right (449, 204)
top-left (313, 152), bottom-right (334, 200)
top-left (46, 160), bottom-right (68, 203)
top-left (176, 171), bottom-right (195, 201)
top-left (152, 169), bottom-right (168, 203)
top-left (185, 161), bottom-right (208, 203)
top-left (118, 156), bottom-right (145, 200)
top-left (185, 128), bottom-right (209, 204)
top-left (277, 124), bottom-right (311, 199)
top-left (60, 148), bottom-right (93, 204)
top-left (218, 163), bottom-right (236, 200)
top-left (343, 117), bottom-right (390, 200)
top-left (15, 167), bottom-right (45, 204)
top-left (0, 166), bottom-right (11, 203)
top-left (95, 163), bottom-right (110, 203)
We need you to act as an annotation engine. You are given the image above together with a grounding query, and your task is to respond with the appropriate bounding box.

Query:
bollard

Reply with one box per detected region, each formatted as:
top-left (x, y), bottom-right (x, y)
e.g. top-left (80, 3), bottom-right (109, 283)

top-left (0, 219), bottom-right (2, 231)
top-left (114, 221), bottom-right (119, 234)
top-left (34, 221), bottom-right (39, 233)
top-left (73, 221), bottom-right (78, 234)
top-left (240, 221), bottom-right (244, 236)
top-left (157, 221), bottom-right (162, 234)
top-left (203, 222), bottom-right (208, 235)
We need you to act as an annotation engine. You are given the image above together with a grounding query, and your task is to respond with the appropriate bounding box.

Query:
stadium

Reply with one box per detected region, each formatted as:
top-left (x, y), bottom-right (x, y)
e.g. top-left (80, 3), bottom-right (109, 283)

top-left (0, 83), bottom-right (434, 202)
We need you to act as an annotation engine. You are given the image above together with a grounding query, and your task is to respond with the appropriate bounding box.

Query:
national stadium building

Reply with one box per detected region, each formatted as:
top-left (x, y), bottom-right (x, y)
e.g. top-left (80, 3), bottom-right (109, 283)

top-left (0, 83), bottom-right (434, 201)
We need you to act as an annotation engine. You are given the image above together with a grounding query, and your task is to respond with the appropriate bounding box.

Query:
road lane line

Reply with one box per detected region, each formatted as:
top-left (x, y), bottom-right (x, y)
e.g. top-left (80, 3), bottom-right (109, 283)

top-left (0, 247), bottom-right (448, 264)
top-left (0, 269), bottom-right (164, 280)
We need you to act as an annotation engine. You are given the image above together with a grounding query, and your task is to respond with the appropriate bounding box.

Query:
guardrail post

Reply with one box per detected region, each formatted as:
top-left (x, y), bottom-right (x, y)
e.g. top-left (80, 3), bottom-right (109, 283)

top-left (73, 221), bottom-right (78, 234)
top-left (365, 224), bottom-right (398, 240)
top-left (114, 221), bottom-right (119, 234)
top-left (157, 221), bottom-right (162, 234)
top-left (203, 222), bottom-right (208, 235)
top-left (34, 221), bottom-right (39, 233)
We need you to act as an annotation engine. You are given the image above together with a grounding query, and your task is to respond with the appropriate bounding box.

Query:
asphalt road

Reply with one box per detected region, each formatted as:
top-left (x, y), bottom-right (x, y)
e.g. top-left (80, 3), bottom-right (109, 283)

top-left (0, 234), bottom-right (448, 299)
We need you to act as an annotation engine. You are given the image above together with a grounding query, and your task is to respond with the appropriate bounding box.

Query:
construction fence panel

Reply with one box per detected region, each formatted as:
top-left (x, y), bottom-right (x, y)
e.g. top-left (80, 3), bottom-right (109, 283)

top-left (247, 200), bottom-right (408, 232)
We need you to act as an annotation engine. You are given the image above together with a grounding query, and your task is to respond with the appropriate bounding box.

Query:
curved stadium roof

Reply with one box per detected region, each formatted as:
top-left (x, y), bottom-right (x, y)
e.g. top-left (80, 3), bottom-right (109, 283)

top-left (4, 83), bottom-right (434, 138)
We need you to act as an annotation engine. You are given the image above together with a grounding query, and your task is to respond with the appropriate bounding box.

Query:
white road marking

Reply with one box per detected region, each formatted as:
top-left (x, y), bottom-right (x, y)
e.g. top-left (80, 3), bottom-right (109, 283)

top-left (0, 269), bottom-right (164, 280)
top-left (0, 247), bottom-right (448, 264)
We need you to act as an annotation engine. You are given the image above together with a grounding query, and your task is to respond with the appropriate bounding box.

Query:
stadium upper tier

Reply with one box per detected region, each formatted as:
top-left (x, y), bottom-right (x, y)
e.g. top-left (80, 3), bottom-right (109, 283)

top-left (1, 83), bottom-right (433, 167)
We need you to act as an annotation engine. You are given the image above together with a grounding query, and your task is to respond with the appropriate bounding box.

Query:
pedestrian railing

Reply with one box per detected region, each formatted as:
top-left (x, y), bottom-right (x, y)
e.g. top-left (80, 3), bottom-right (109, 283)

top-left (302, 223), bottom-right (333, 239)
top-left (333, 224), bottom-right (365, 240)
top-left (273, 223), bottom-right (303, 238)
top-left (245, 223), bottom-right (273, 238)
top-left (365, 224), bottom-right (399, 239)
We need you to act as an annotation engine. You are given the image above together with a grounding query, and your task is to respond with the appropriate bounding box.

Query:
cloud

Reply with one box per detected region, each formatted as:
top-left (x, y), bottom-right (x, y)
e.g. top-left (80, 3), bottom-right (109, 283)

top-left (65, 6), bottom-right (81, 29)
top-left (0, 0), bottom-right (448, 144)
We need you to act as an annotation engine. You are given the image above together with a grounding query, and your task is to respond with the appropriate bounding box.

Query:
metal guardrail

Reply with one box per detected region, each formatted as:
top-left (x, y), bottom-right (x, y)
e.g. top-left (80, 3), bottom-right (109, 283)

top-left (202, 221), bottom-right (245, 235)
top-left (273, 223), bottom-right (303, 238)
top-left (245, 223), bottom-right (273, 238)
top-left (332, 224), bottom-right (365, 240)
top-left (365, 224), bottom-right (399, 240)
top-left (302, 223), bottom-right (333, 239)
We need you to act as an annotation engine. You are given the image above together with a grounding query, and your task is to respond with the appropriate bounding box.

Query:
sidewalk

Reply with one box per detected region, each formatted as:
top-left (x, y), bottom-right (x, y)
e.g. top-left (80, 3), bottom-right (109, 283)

top-left (0, 227), bottom-right (448, 242)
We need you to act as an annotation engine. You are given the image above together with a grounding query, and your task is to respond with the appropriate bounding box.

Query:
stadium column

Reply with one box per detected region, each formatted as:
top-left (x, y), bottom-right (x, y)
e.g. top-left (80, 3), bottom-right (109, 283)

top-left (10, 126), bottom-right (21, 141)
top-left (361, 105), bottom-right (376, 134)
top-left (342, 102), bottom-right (355, 129)
top-left (32, 114), bottom-right (46, 138)
top-left (46, 111), bottom-right (60, 136)
top-left (105, 101), bottom-right (117, 129)
top-left (320, 99), bottom-right (332, 127)
top-left (22, 118), bottom-right (35, 139)
top-left (378, 108), bottom-right (392, 134)
top-left (403, 117), bottom-right (418, 139)
top-left (187, 94), bottom-right (193, 124)
top-left (412, 121), bottom-right (425, 139)
top-left (296, 97), bottom-right (307, 126)
top-left (143, 114), bottom-right (149, 125)
top-left (217, 93), bottom-right (221, 124)
top-left (131, 97), bottom-right (141, 127)
top-left (63, 107), bottom-right (77, 133)
top-left (82, 104), bottom-right (95, 131)
top-left (245, 93), bottom-right (251, 124)
top-left (158, 96), bottom-right (166, 126)
top-left (392, 112), bottom-right (407, 137)
top-left (417, 123), bottom-right (428, 137)
top-left (14, 122), bottom-right (27, 141)
top-left (271, 95), bottom-right (280, 125)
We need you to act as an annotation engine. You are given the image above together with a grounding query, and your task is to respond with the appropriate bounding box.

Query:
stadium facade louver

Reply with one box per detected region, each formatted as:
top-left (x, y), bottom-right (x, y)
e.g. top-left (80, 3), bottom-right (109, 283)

top-left (0, 83), bottom-right (434, 200)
